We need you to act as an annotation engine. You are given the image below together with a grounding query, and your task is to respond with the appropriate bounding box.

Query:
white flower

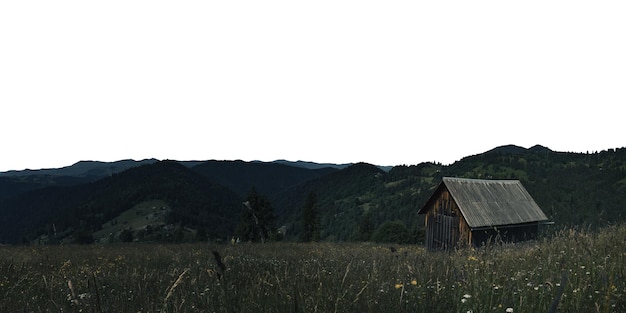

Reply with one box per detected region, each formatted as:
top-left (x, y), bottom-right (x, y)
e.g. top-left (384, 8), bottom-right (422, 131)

top-left (506, 308), bottom-right (514, 313)
top-left (463, 294), bottom-right (472, 299)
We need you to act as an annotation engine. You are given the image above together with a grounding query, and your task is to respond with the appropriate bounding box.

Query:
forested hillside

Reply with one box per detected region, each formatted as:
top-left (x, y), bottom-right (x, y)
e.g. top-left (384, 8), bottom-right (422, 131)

top-left (272, 161), bottom-right (445, 242)
top-left (0, 162), bottom-right (242, 243)
top-left (275, 146), bottom-right (626, 242)
top-left (0, 146), bottom-right (624, 244)
top-left (273, 163), bottom-right (389, 241)
top-left (0, 159), bottom-right (158, 202)
top-left (449, 146), bottom-right (626, 227)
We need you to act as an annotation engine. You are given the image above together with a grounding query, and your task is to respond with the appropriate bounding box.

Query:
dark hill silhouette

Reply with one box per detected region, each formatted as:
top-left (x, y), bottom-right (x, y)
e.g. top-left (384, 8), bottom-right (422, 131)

top-left (270, 159), bottom-right (353, 170)
top-left (0, 161), bottom-right (242, 243)
top-left (0, 159), bottom-right (159, 202)
top-left (0, 159), bottom-right (158, 178)
top-left (528, 144), bottom-right (553, 153)
top-left (483, 144), bottom-right (553, 155)
top-left (191, 160), bottom-right (337, 197)
top-left (484, 144), bottom-right (530, 155)
top-left (1, 145), bottom-right (626, 244)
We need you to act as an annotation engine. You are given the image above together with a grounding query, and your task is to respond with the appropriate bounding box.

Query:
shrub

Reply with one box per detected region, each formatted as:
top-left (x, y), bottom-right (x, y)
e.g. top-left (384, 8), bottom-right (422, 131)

top-left (371, 220), bottom-right (410, 243)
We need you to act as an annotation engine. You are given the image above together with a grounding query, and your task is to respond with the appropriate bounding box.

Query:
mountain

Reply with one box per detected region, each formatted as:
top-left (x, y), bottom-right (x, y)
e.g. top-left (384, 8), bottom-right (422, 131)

top-left (448, 146), bottom-right (626, 226)
top-left (0, 159), bottom-right (345, 244)
top-left (528, 144), bottom-right (553, 154)
top-left (272, 145), bottom-right (626, 241)
top-left (0, 159), bottom-right (340, 202)
top-left (270, 159), bottom-right (393, 172)
top-left (191, 160), bottom-right (337, 197)
top-left (0, 161), bottom-right (242, 243)
top-left (270, 159), bottom-right (353, 170)
top-left (478, 144), bottom-right (555, 156)
top-left (0, 159), bottom-right (158, 178)
top-left (0, 159), bottom-right (159, 202)
top-left (1, 145), bottom-right (625, 244)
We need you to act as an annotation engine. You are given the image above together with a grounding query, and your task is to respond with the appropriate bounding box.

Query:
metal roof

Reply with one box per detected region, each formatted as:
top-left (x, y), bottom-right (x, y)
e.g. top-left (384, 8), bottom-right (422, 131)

top-left (419, 177), bottom-right (549, 228)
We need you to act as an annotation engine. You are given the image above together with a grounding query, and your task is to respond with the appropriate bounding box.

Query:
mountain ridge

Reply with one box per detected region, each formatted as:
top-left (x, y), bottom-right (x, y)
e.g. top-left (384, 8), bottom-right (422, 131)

top-left (3, 143), bottom-right (605, 176)
top-left (0, 158), bottom-right (389, 177)
top-left (0, 159), bottom-right (159, 177)
top-left (483, 144), bottom-right (553, 155)
top-left (1, 144), bottom-right (625, 244)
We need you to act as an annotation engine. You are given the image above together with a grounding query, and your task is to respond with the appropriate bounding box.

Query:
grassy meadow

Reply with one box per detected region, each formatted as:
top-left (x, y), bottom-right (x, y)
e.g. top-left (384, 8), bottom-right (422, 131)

top-left (1, 224), bottom-right (625, 313)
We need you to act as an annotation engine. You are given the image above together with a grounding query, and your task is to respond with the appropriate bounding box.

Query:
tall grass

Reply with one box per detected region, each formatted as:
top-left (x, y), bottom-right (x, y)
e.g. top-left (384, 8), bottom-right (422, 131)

top-left (1, 224), bottom-right (625, 312)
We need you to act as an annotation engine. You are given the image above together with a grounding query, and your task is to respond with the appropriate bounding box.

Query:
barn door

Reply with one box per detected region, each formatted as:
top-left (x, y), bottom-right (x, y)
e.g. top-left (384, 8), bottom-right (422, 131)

top-left (427, 213), bottom-right (458, 250)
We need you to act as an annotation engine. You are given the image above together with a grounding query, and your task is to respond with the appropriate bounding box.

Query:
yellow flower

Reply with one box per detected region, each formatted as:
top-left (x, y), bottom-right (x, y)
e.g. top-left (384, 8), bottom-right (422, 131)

top-left (411, 280), bottom-right (417, 286)
top-left (395, 283), bottom-right (404, 289)
top-left (467, 256), bottom-right (478, 262)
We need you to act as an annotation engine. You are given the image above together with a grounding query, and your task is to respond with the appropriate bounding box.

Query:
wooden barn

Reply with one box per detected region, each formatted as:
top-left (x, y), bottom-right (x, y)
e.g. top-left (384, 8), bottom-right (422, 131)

top-left (418, 177), bottom-right (549, 250)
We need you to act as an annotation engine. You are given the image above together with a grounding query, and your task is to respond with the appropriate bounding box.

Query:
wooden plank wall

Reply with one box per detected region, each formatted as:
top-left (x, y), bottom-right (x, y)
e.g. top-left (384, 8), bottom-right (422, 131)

top-left (424, 187), bottom-right (472, 250)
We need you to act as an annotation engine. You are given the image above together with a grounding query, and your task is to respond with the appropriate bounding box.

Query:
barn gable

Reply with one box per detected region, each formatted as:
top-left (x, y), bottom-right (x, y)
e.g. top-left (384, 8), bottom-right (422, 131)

top-left (418, 177), bottom-right (549, 250)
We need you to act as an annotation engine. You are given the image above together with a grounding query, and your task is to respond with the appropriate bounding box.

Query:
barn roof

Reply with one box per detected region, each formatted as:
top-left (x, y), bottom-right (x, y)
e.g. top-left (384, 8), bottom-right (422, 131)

top-left (418, 177), bottom-right (549, 228)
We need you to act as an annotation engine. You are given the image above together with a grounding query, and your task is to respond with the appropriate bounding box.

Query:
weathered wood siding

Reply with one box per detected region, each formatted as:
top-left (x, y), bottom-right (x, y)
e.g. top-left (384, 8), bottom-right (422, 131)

top-left (424, 187), bottom-right (472, 250)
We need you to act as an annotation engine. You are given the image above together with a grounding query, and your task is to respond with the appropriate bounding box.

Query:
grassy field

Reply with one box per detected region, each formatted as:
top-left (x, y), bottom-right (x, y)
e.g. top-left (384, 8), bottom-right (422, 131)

top-left (92, 200), bottom-right (171, 243)
top-left (1, 224), bottom-right (625, 312)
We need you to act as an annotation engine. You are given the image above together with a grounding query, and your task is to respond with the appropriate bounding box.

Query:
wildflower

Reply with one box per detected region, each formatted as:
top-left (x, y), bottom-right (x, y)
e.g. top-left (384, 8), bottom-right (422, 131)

top-left (411, 280), bottom-right (417, 286)
top-left (395, 283), bottom-right (404, 289)
top-left (460, 294), bottom-right (471, 303)
top-left (468, 256), bottom-right (478, 261)
top-left (506, 308), bottom-right (514, 313)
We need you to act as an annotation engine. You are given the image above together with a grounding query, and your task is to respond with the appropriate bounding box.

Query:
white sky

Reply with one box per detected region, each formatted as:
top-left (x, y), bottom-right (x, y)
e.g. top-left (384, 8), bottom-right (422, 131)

top-left (1, 1), bottom-right (625, 172)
